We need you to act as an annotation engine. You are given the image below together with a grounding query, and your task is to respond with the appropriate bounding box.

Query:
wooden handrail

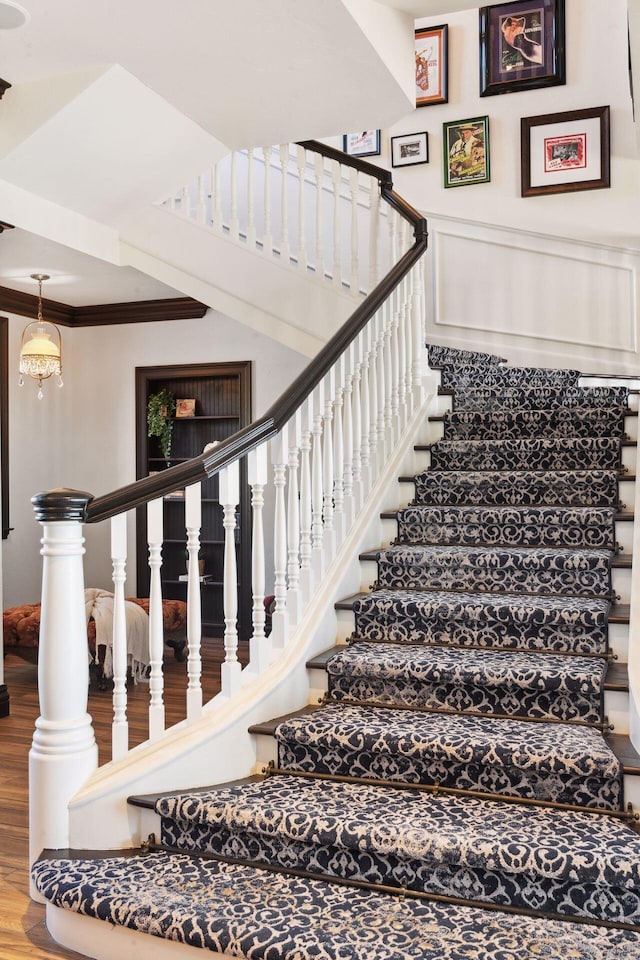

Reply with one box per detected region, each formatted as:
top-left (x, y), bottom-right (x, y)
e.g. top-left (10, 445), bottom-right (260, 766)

top-left (83, 140), bottom-right (428, 525)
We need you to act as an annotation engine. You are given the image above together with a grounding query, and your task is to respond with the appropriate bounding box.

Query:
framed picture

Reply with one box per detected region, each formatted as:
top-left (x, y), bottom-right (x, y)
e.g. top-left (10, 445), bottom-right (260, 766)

top-left (415, 24), bottom-right (448, 107)
top-left (443, 116), bottom-right (490, 188)
top-left (479, 0), bottom-right (565, 96)
top-left (342, 131), bottom-right (381, 157)
top-left (521, 105), bottom-right (610, 197)
top-left (391, 132), bottom-right (429, 168)
top-left (176, 398), bottom-right (196, 418)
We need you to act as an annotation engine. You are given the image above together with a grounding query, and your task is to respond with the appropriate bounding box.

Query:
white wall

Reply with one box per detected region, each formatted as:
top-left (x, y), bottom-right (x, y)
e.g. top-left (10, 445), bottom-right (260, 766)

top-left (3, 309), bottom-right (307, 606)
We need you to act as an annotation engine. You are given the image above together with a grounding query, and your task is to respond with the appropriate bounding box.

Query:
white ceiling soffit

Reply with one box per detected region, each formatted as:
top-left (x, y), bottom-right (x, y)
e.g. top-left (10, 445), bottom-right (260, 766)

top-left (0, 227), bottom-right (185, 305)
top-left (0, 0), bottom-right (415, 149)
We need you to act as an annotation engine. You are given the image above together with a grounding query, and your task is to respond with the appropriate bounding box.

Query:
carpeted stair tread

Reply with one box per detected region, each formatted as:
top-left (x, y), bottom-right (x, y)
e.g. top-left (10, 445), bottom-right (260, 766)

top-left (154, 775), bottom-right (640, 923)
top-left (452, 386), bottom-right (629, 412)
top-left (439, 367), bottom-right (582, 391)
top-left (427, 437), bottom-right (624, 472)
top-left (397, 505), bottom-right (617, 549)
top-left (440, 407), bottom-right (628, 440)
top-left (428, 344), bottom-right (505, 367)
top-left (411, 469), bottom-right (620, 507)
top-left (275, 702), bottom-right (622, 809)
top-left (374, 544), bottom-right (613, 598)
top-left (325, 642), bottom-right (606, 722)
top-left (31, 850), bottom-right (640, 959)
top-left (352, 588), bottom-right (610, 655)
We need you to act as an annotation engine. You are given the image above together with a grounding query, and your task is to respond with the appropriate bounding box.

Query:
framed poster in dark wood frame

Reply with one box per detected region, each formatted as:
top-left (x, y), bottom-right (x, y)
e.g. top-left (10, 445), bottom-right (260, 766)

top-left (521, 105), bottom-right (610, 197)
top-left (479, 0), bottom-right (565, 96)
top-left (415, 24), bottom-right (448, 106)
top-left (342, 131), bottom-right (381, 157)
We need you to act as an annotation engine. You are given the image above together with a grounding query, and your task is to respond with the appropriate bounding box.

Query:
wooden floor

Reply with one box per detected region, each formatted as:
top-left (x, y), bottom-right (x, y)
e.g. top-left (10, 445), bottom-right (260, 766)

top-left (0, 639), bottom-right (249, 959)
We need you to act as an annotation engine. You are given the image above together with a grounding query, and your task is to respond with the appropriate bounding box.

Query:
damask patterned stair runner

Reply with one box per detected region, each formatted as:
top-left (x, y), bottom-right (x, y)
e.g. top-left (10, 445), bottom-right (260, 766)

top-left (34, 345), bottom-right (640, 954)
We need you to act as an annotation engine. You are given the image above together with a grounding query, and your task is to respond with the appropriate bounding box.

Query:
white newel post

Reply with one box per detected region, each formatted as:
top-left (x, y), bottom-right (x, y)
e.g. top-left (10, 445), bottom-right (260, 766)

top-left (29, 490), bottom-right (98, 893)
top-left (220, 461), bottom-right (241, 695)
top-left (185, 483), bottom-right (203, 721)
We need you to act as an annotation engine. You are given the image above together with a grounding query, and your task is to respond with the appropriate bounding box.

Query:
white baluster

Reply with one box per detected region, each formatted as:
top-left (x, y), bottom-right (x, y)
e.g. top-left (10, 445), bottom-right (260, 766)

top-left (359, 329), bottom-right (371, 496)
top-left (333, 360), bottom-right (345, 543)
top-left (296, 145), bottom-right (308, 273)
top-left (342, 358), bottom-right (354, 528)
top-left (197, 174), bottom-right (206, 226)
top-left (351, 344), bottom-right (363, 510)
top-left (263, 145), bottom-right (273, 257)
top-left (247, 148), bottom-right (256, 249)
top-left (412, 260), bottom-right (426, 404)
top-left (279, 144), bottom-right (291, 265)
top-left (181, 185), bottom-right (190, 219)
top-left (147, 497), bottom-right (165, 741)
top-left (369, 178), bottom-right (380, 289)
top-left (287, 413), bottom-right (302, 624)
top-left (349, 168), bottom-right (360, 295)
top-left (390, 289), bottom-right (401, 442)
top-left (332, 159), bottom-right (342, 288)
top-left (185, 482), bottom-right (202, 721)
top-left (248, 444), bottom-right (270, 672)
top-left (383, 300), bottom-right (394, 453)
top-left (230, 151), bottom-right (239, 242)
top-left (314, 153), bottom-right (325, 280)
top-left (110, 513), bottom-right (128, 760)
top-left (322, 372), bottom-right (336, 558)
top-left (220, 461), bottom-right (241, 695)
top-left (387, 206), bottom-right (398, 272)
top-left (310, 385), bottom-right (325, 580)
top-left (214, 162), bottom-right (223, 235)
top-left (404, 273), bottom-right (414, 417)
top-left (299, 402), bottom-right (313, 599)
top-left (376, 308), bottom-right (387, 467)
top-left (368, 314), bottom-right (380, 480)
top-left (272, 426), bottom-right (289, 648)
top-left (397, 276), bottom-right (408, 429)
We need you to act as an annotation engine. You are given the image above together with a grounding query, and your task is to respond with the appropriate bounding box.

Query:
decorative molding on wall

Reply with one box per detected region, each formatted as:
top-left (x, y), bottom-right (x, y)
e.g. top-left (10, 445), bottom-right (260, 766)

top-left (430, 224), bottom-right (637, 355)
top-left (0, 287), bottom-right (208, 326)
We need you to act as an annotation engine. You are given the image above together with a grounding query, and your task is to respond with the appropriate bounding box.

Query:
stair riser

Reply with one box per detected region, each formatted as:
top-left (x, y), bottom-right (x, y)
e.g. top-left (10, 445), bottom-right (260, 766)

top-left (327, 674), bottom-right (603, 724)
top-left (426, 445), bottom-right (635, 472)
top-left (276, 742), bottom-right (622, 811)
top-left (359, 557), bottom-right (629, 602)
top-left (412, 474), bottom-right (621, 508)
top-left (397, 516), bottom-right (618, 551)
top-left (158, 819), bottom-right (640, 926)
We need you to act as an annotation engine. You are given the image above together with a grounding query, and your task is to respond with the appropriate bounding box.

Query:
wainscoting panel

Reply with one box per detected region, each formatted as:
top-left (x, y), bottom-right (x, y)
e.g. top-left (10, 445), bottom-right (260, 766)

top-left (430, 224), bottom-right (637, 355)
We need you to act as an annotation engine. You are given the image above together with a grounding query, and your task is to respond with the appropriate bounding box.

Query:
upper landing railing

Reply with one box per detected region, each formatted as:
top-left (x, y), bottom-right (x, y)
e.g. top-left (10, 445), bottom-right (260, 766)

top-left (28, 139), bottom-right (428, 864)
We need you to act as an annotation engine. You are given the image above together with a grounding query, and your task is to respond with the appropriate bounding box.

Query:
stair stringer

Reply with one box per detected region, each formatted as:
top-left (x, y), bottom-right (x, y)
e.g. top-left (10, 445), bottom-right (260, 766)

top-left (118, 203), bottom-right (360, 358)
top-left (64, 374), bottom-right (441, 853)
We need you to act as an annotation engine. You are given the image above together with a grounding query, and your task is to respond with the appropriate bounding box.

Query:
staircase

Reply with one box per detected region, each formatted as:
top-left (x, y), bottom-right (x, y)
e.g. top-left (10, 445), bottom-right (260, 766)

top-left (32, 346), bottom-right (640, 958)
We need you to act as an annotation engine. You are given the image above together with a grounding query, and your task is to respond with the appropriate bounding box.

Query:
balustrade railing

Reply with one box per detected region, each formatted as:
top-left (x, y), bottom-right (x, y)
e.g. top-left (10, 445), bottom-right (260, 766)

top-left (160, 140), bottom-right (398, 296)
top-left (28, 140), bottom-right (428, 862)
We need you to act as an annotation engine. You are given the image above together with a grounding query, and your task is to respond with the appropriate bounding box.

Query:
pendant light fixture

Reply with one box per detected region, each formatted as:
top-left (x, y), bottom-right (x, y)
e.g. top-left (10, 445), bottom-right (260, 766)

top-left (18, 274), bottom-right (63, 400)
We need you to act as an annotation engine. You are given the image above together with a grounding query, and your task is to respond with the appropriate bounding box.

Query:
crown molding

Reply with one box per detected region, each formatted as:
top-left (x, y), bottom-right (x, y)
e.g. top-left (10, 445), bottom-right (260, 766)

top-left (0, 286), bottom-right (208, 326)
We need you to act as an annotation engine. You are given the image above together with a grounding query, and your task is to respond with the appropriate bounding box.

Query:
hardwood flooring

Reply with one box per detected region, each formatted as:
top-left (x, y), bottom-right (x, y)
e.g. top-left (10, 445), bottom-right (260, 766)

top-left (0, 639), bottom-right (249, 958)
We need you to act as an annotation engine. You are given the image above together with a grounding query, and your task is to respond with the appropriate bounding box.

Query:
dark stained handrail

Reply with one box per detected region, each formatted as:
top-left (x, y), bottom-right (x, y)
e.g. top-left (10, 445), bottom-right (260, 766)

top-left (83, 141), bottom-right (428, 525)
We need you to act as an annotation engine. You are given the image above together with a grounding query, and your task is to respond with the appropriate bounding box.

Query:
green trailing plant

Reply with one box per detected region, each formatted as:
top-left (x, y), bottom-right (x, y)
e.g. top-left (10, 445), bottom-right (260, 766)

top-left (147, 388), bottom-right (176, 464)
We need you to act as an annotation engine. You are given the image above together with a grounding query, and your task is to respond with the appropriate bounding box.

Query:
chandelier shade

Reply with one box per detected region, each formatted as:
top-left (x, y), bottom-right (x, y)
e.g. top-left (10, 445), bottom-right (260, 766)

top-left (18, 274), bottom-right (64, 399)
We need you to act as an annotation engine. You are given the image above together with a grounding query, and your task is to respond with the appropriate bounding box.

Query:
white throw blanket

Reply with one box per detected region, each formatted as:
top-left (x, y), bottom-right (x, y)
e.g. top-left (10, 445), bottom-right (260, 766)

top-left (84, 588), bottom-right (150, 682)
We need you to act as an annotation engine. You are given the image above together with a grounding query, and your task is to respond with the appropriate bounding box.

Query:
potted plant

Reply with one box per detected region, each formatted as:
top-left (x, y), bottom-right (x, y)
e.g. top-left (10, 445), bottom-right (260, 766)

top-left (147, 388), bottom-right (176, 465)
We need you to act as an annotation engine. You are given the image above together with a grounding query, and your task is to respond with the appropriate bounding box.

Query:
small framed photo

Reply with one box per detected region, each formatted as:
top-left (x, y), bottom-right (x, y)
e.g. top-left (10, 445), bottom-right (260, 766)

top-left (521, 105), bottom-right (610, 197)
top-left (415, 24), bottom-right (448, 107)
top-left (443, 116), bottom-right (490, 188)
top-left (391, 132), bottom-right (429, 168)
top-left (176, 398), bottom-right (196, 418)
top-left (342, 131), bottom-right (381, 157)
top-left (479, 0), bottom-right (565, 96)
